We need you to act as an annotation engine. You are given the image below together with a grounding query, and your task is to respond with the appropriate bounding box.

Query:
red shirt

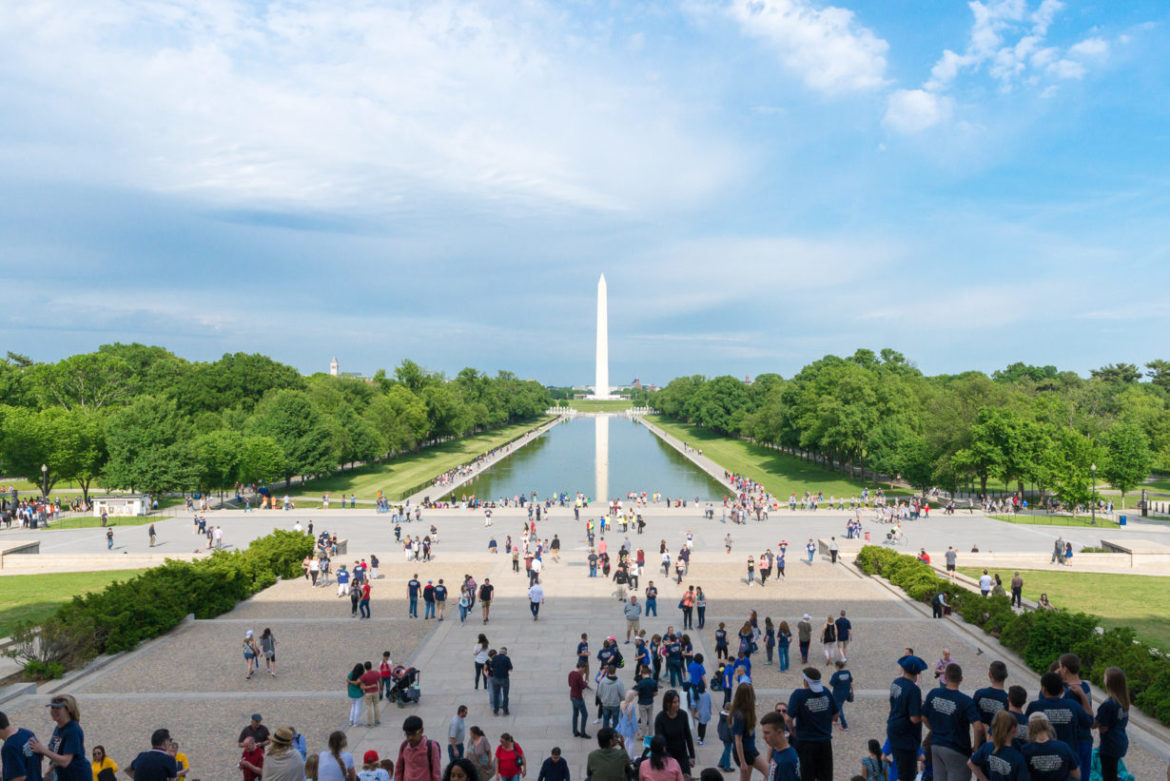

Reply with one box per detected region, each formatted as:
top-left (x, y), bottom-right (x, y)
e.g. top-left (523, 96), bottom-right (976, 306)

top-left (362, 583), bottom-right (371, 600)
top-left (240, 746), bottom-right (264, 781)
top-left (380, 661), bottom-right (394, 679)
top-left (568, 669), bottom-right (588, 699)
top-left (360, 669), bottom-right (381, 693)
top-left (496, 743), bottom-right (525, 778)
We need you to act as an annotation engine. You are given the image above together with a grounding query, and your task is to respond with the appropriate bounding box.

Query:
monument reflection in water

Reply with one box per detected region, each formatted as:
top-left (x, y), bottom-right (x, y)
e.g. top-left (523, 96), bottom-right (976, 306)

top-left (461, 414), bottom-right (725, 502)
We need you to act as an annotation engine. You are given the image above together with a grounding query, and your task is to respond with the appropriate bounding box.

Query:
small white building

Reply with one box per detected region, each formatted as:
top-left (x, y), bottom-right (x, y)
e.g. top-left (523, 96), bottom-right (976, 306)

top-left (329, 356), bottom-right (339, 376)
top-left (93, 496), bottom-right (148, 517)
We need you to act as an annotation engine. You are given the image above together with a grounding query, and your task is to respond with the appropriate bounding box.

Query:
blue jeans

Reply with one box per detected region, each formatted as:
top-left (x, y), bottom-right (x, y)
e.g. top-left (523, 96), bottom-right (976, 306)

top-left (590, 566), bottom-right (597, 577)
top-left (571, 697), bottom-right (588, 734)
top-left (645, 600), bottom-right (657, 617)
top-left (835, 696), bottom-right (848, 728)
top-left (491, 679), bottom-right (510, 713)
top-left (667, 661), bottom-right (683, 687)
top-left (448, 744), bottom-right (464, 763)
top-left (719, 740), bottom-right (734, 769)
top-left (778, 644), bottom-right (790, 671)
top-left (602, 705), bottom-right (619, 730)
top-left (360, 599), bottom-right (370, 618)
top-left (409, 597), bottom-right (418, 617)
top-left (424, 602), bottom-right (435, 619)
top-left (459, 604), bottom-right (468, 622)
top-left (697, 606), bottom-right (705, 628)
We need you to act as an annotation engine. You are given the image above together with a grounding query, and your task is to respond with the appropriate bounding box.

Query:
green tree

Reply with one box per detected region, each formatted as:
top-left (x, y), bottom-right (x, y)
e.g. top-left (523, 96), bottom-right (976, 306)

top-left (103, 396), bottom-right (197, 496)
top-left (364, 386), bottom-right (430, 454)
top-left (1038, 429), bottom-right (1101, 515)
top-left (193, 429), bottom-right (243, 498)
top-left (246, 390), bottom-right (337, 485)
top-left (1099, 423), bottom-right (1153, 509)
top-left (28, 352), bottom-right (134, 410)
top-left (236, 435), bottom-right (286, 486)
top-left (1090, 363), bottom-right (1142, 384)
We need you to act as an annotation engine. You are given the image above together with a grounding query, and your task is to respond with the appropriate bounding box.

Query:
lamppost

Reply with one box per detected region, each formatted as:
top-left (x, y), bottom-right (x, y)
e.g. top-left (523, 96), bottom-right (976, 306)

top-left (1090, 462), bottom-right (1097, 526)
top-left (40, 463), bottom-right (48, 498)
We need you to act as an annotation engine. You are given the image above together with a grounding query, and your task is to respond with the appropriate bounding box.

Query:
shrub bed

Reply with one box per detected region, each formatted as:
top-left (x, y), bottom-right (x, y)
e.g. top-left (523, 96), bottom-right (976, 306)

top-left (9, 530), bottom-right (312, 674)
top-left (855, 545), bottom-right (1170, 728)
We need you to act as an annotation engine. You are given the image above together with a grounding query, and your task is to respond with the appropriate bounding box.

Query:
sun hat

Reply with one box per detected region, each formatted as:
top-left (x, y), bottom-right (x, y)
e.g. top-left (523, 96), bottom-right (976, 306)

top-left (270, 727), bottom-right (294, 747)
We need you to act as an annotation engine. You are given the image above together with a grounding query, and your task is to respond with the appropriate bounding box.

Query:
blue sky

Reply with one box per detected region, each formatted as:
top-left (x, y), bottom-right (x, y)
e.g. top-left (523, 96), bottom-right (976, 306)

top-left (1, 0), bottom-right (1167, 386)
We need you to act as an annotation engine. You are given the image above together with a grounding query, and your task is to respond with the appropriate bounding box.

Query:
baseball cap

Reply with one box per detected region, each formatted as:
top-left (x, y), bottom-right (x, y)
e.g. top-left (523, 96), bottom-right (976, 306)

top-left (251, 713), bottom-right (262, 722)
top-left (364, 750), bottom-right (380, 764)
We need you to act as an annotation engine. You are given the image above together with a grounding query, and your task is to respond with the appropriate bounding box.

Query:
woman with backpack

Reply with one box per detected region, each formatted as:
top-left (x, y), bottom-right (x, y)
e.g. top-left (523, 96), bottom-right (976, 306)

top-left (860, 739), bottom-right (888, 781)
top-left (494, 733), bottom-right (526, 781)
top-left (242, 630), bottom-right (260, 679)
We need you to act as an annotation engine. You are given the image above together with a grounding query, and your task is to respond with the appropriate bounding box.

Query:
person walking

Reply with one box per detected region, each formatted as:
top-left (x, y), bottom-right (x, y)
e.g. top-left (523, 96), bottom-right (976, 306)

top-left (243, 630), bottom-right (261, 679)
top-left (829, 537), bottom-right (839, 564)
top-left (645, 582), bottom-right (658, 617)
top-left (480, 579), bottom-right (494, 624)
top-left (680, 588), bottom-right (695, 631)
top-left (616, 691), bottom-right (640, 758)
top-left (829, 661), bottom-right (854, 731)
top-left (448, 705), bottom-right (468, 763)
top-left (474, 635), bottom-right (490, 691)
top-left (805, 539), bottom-right (816, 565)
top-left (786, 668), bottom-right (838, 781)
top-left (1097, 667), bottom-right (1130, 781)
top-left (423, 580), bottom-right (436, 620)
top-left (745, 556), bottom-right (755, 587)
top-left (434, 579), bottom-right (448, 621)
top-left (796, 615), bottom-right (812, 664)
top-left (777, 621), bottom-right (792, 671)
top-left (569, 661), bottom-right (592, 738)
top-left (494, 733), bottom-right (526, 781)
top-left (259, 628), bottom-right (277, 678)
top-left (148, 523), bottom-right (156, 547)
top-left (397, 716), bottom-right (441, 781)
top-left (945, 547), bottom-right (957, 580)
top-left (1010, 572), bottom-right (1023, 608)
top-left (491, 646), bottom-right (513, 716)
top-left (30, 694), bottom-right (90, 781)
top-left (529, 580), bottom-right (545, 621)
top-left (359, 580), bottom-right (372, 620)
top-left (729, 683), bottom-right (769, 781)
top-left (820, 617), bottom-right (837, 666)
top-left (834, 611), bottom-right (852, 662)
top-left (106, 528), bottom-right (114, 550)
top-left (469, 727), bottom-right (495, 781)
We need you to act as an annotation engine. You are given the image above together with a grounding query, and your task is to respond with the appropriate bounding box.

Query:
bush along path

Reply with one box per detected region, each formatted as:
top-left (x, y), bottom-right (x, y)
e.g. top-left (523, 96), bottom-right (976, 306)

top-left (7, 529), bottom-right (313, 679)
top-left (855, 545), bottom-right (1170, 727)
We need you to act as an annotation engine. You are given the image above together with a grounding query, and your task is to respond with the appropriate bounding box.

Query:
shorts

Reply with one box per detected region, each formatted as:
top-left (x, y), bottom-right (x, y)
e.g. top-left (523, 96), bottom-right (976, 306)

top-left (946, 564), bottom-right (956, 572)
top-left (736, 749), bottom-right (760, 767)
top-left (627, 619), bottom-right (640, 633)
top-left (264, 652), bottom-right (275, 661)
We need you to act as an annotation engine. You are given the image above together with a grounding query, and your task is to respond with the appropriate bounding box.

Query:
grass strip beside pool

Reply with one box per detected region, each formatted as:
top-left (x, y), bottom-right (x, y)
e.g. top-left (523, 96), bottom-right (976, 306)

top-left (295, 416), bottom-right (555, 500)
top-left (958, 567), bottom-right (1170, 653)
top-left (645, 416), bottom-right (889, 500)
top-left (988, 513), bottom-right (1120, 528)
top-left (0, 569), bottom-right (144, 639)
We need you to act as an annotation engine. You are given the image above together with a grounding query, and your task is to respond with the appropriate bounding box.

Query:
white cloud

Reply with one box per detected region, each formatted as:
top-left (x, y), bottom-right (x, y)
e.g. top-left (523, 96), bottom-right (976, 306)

top-left (0, 0), bottom-right (742, 215)
top-left (1069, 37), bottom-right (1109, 59)
top-left (883, 89), bottom-right (953, 133)
top-left (726, 0), bottom-right (889, 93)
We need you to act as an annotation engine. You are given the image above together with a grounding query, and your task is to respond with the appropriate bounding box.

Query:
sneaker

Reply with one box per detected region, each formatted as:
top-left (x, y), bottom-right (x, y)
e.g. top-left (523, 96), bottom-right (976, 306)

top-left (580, 733), bottom-right (592, 739)
top-left (698, 740), bottom-right (705, 746)
top-left (594, 718), bottom-right (601, 724)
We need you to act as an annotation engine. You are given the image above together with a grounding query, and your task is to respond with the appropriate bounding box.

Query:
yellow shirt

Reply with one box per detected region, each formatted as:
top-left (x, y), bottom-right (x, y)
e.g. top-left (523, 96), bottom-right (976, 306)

top-left (92, 758), bottom-right (118, 777)
top-left (174, 752), bottom-right (189, 774)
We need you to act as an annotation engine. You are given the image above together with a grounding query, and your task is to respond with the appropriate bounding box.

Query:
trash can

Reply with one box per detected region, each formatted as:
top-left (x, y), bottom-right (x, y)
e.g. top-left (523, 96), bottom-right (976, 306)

top-left (1119, 515), bottom-right (1127, 526)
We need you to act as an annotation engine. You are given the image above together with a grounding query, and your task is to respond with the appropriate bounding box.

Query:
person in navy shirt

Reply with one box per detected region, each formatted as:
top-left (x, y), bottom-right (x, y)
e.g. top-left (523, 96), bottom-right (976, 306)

top-left (923, 663), bottom-right (984, 780)
top-left (968, 711), bottom-right (1027, 781)
top-left (828, 661), bottom-right (853, 731)
top-left (833, 611), bottom-right (852, 661)
top-left (1020, 713), bottom-right (1078, 781)
top-left (786, 667), bottom-right (837, 781)
top-left (0, 711), bottom-right (42, 781)
top-left (1005, 686), bottom-right (1030, 750)
top-left (407, 574), bottom-right (421, 618)
top-left (128, 729), bottom-right (180, 781)
top-left (1096, 667), bottom-right (1130, 781)
top-left (887, 654), bottom-right (926, 781)
top-left (761, 711), bottom-right (800, 781)
top-left (1025, 673), bottom-right (1091, 750)
top-left (30, 695), bottom-right (88, 781)
top-left (972, 661), bottom-right (1010, 734)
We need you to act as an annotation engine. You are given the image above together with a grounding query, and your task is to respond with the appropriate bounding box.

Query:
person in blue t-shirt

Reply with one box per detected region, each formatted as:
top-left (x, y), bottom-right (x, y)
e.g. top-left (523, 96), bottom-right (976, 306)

top-left (1057, 653), bottom-right (1093, 781)
top-left (968, 711), bottom-right (1027, 781)
top-left (128, 729), bottom-right (180, 781)
top-left (30, 695), bottom-right (88, 781)
top-left (761, 711), bottom-right (800, 781)
top-left (828, 661), bottom-right (853, 731)
top-left (923, 662), bottom-right (984, 778)
top-left (887, 655), bottom-right (926, 781)
top-left (0, 711), bottom-right (43, 781)
top-left (687, 654), bottom-right (706, 693)
top-left (406, 574), bottom-right (421, 618)
top-left (1096, 667), bottom-right (1130, 781)
top-left (1005, 686), bottom-right (1030, 750)
top-left (972, 661), bottom-right (1010, 734)
top-left (1020, 712), bottom-right (1079, 781)
top-left (1025, 673), bottom-right (1091, 751)
top-left (786, 667), bottom-right (837, 781)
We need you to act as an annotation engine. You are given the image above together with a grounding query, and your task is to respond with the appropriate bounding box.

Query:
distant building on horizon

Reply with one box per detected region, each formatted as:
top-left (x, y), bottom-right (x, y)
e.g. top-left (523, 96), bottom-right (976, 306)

top-left (329, 357), bottom-right (339, 376)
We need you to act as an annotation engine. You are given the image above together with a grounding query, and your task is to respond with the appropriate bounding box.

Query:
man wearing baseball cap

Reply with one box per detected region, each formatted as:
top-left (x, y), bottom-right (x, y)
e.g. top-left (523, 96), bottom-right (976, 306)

top-left (887, 654), bottom-right (928, 781)
top-left (238, 714), bottom-right (269, 748)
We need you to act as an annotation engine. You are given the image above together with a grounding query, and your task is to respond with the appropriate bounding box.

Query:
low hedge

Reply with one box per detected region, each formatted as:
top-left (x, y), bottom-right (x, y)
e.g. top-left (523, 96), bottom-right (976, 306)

top-left (855, 545), bottom-right (1170, 728)
top-left (11, 530), bottom-right (312, 672)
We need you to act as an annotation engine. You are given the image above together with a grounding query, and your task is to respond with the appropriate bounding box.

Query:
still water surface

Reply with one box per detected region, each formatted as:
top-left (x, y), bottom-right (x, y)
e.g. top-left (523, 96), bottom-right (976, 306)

top-left (461, 414), bottom-right (726, 501)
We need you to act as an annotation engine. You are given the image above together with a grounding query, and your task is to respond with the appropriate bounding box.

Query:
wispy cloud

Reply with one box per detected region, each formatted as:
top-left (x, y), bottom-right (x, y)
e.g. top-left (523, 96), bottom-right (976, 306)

top-left (0, 0), bottom-right (742, 215)
top-left (725, 0), bottom-right (889, 93)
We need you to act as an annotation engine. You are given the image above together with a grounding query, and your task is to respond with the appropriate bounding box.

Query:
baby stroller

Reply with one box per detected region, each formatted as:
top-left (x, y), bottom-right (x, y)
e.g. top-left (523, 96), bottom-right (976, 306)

top-left (386, 665), bottom-right (422, 707)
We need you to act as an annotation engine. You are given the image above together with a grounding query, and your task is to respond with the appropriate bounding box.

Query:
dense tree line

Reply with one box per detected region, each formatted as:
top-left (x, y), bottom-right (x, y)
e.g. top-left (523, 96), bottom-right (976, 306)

top-left (652, 350), bottom-right (1168, 509)
top-left (0, 346), bottom-right (550, 498)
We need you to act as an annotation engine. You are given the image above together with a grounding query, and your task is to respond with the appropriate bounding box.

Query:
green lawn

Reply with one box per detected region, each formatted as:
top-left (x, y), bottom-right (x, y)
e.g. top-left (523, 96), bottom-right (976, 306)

top-left (295, 417), bottom-right (554, 500)
top-left (49, 514), bottom-right (160, 529)
top-left (645, 416), bottom-right (897, 499)
top-left (958, 567), bottom-right (1170, 652)
top-left (989, 513), bottom-right (1120, 529)
top-left (1144, 476), bottom-right (1170, 493)
top-left (561, 400), bottom-right (635, 412)
top-left (0, 569), bottom-right (143, 638)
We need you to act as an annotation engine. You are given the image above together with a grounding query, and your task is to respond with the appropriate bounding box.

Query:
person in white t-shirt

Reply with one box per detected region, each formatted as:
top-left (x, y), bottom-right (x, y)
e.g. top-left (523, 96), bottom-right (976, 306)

top-left (318, 731), bottom-right (356, 781)
top-left (978, 570), bottom-right (993, 597)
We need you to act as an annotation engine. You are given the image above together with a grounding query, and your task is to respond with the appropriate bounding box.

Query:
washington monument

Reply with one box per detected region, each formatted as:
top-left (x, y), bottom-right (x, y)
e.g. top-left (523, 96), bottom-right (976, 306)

top-left (593, 274), bottom-right (613, 399)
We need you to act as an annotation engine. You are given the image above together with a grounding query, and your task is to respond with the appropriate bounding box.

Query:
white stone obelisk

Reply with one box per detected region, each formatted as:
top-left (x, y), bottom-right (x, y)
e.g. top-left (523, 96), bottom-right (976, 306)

top-left (594, 274), bottom-right (611, 399)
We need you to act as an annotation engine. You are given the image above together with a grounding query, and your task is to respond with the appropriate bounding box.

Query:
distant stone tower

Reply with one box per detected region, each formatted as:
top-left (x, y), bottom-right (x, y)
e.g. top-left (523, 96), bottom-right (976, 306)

top-left (329, 357), bottom-right (339, 376)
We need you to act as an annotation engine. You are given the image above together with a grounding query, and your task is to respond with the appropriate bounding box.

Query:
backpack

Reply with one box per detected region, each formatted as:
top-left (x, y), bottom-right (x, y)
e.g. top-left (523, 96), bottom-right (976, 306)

top-left (399, 738), bottom-right (438, 781)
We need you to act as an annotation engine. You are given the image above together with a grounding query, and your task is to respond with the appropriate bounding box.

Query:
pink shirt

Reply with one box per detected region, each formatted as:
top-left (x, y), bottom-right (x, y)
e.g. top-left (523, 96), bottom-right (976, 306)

top-left (639, 756), bottom-right (683, 781)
